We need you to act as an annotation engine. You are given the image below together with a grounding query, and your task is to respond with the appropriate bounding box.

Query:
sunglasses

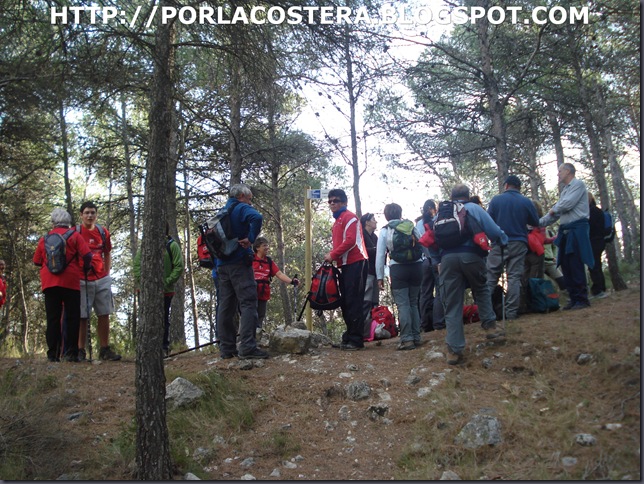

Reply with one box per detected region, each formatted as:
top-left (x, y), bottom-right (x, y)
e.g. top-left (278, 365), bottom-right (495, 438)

top-left (328, 199), bottom-right (342, 204)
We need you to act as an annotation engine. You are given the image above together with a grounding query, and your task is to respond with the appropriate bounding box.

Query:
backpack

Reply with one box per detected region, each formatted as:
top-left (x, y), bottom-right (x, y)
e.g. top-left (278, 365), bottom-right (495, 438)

top-left (527, 278), bottom-right (560, 313)
top-left (298, 263), bottom-right (342, 319)
top-left (434, 201), bottom-right (471, 249)
top-left (253, 256), bottom-right (274, 301)
top-left (199, 202), bottom-right (240, 261)
top-left (386, 220), bottom-right (422, 263)
top-left (196, 234), bottom-right (214, 269)
top-left (44, 229), bottom-right (75, 274)
top-left (75, 224), bottom-right (107, 247)
top-left (463, 304), bottom-right (480, 324)
top-left (603, 210), bottom-right (616, 243)
top-left (371, 305), bottom-right (397, 337)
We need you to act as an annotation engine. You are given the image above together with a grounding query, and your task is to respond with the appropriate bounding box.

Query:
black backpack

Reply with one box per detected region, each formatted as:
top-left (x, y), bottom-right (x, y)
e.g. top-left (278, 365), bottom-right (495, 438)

top-left (199, 201), bottom-right (240, 261)
top-left (433, 201), bottom-right (471, 249)
top-left (44, 229), bottom-right (75, 274)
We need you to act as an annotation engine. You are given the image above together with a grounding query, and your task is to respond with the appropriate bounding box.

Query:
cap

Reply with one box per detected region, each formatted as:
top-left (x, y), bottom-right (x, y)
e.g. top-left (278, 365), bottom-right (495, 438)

top-left (504, 175), bottom-right (521, 188)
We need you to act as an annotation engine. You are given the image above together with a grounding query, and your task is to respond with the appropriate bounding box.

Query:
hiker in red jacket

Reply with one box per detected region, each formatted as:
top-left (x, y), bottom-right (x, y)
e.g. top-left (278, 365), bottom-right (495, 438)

top-left (324, 189), bottom-right (369, 351)
top-left (33, 208), bottom-right (95, 362)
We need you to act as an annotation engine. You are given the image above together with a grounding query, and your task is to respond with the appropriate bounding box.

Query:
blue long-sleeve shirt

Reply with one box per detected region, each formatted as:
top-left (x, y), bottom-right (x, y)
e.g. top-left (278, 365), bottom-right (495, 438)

top-left (487, 189), bottom-right (540, 245)
top-left (216, 198), bottom-right (263, 267)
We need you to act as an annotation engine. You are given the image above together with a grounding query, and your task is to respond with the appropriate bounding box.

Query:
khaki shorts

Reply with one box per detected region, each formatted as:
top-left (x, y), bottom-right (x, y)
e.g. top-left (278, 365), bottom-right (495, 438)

top-left (80, 276), bottom-right (114, 318)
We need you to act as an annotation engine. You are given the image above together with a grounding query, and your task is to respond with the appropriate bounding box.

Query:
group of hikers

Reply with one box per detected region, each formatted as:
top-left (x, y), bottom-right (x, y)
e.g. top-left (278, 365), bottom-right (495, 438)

top-left (28, 162), bottom-right (610, 365)
top-left (327, 162), bottom-right (610, 365)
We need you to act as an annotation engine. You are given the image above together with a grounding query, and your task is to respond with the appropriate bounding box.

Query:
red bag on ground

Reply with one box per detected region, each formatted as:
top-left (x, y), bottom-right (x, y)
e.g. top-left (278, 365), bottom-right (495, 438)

top-left (371, 306), bottom-right (397, 337)
top-left (463, 304), bottom-right (480, 324)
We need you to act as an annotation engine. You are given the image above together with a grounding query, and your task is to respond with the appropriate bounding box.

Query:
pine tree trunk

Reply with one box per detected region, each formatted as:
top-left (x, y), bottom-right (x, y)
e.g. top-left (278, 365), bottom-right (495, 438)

top-left (135, 7), bottom-right (175, 480)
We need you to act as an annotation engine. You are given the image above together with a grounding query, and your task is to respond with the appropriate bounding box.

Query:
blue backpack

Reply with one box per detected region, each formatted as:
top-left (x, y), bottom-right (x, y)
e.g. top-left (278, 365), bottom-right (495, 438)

top-left (528, 278), bottom-right (560, 313)
top-left (603, 210), bottom-right (616, 243)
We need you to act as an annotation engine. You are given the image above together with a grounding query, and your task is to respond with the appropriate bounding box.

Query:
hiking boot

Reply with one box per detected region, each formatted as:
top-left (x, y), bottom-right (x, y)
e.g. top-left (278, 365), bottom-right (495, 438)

top-left (485, 325), bottom-right (506, 340)
top-left (220, 350), bottom-right (239, 359)
top-left (447, 347), bottom-right (464, 365)
top-left (238, 347), bottom-right (270, 360)
top-left (77, 348), bottom-right (87, 362)
top-left (47, 356), bottom-right (60, 363)
top-left (397, 341), bottom-right (416, 351)
top-left (569, 302), bottom-right (590, 310)
top-left (562, 301), bottom-right (576, 310)
top-left (99, 345), bottom-right (122, 361)
top-left (63, 353), bottom-right (79, 363)
top-left (340, 343), bottom-right (364, 351)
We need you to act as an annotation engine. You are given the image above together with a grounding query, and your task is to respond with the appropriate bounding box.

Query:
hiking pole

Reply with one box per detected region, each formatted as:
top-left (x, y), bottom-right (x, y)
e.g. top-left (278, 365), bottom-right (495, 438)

top-left (292, 274), bottom-right (298, 324)
top-left (165, 340), bottom-right (219, 358)
top-left (84, 271), bottom-right (93, 362)
top-left (500, 245), bottom-right (506, 332)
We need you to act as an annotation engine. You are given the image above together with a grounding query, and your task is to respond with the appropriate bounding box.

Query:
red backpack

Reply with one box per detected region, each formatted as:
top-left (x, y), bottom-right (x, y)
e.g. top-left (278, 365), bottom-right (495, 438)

top-left (371, 306), bottom-right (397, 337)
top-left (298, 263), bottom-right (342, 319)
top-left (197, 234), bottom-right (214, 269)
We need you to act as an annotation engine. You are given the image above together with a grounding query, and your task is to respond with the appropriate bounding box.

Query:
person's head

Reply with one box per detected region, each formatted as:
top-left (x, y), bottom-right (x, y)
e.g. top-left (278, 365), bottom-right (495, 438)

top-left (79, 201), bottom-right (98, 228)
top-left (588, 192), bottom-right (597, 207)
top-left (51, 208), bottom-right (72, 228)
top-left (532, 200), bottom-right (544, 218)
top-left (383, 203), bottom-right (403, 221)
top-left (557, 163), bottom-right (575, 184)
top-left (327, 189), bottom-right (348, 213)
top-left (422, 199), bottom-right (437, 216)
top-left (253, 236), bottom-right (269, 255)
top-left (230, 184), bottom-right (253, 205)
top-left (504, 175), bottom-right (521, 191)
top-left (360, 212), bottom-right (377, 233)
top-left (451, 184), bottom-right (470, 201)
top-left (469, 195), bottom-right (483, 207)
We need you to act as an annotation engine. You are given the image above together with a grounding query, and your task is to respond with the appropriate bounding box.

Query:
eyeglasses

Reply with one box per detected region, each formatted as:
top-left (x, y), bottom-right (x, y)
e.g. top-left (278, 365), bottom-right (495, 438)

top-left (328, 199), bottom-right (342, 204)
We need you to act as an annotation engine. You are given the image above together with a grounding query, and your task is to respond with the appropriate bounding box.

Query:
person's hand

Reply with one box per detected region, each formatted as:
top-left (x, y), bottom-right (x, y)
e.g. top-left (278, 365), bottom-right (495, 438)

top-left (290, 278), bottom-right (300, 287)
top-left (323, 252), bottom-right (333, 263)
top-left (238, 238), bottom-right (251, 249)
top-left (378, 279), bottom-right (384, 291)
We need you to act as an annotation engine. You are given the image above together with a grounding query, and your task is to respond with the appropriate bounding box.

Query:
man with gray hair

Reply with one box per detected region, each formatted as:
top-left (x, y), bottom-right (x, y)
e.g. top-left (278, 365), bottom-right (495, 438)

top-left (216, 183), bottom-right (268, 359)
top-left (438, 184), bottom-right (508, 365)
top-left (539, 163), bottom-right (594, 310)
top-left (33, 208), bottom-right (94, 362)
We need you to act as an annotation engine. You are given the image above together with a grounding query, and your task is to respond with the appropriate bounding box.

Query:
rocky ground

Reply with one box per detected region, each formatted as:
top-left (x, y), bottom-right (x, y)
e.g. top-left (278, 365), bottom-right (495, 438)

top-left (1, 283), bottom-right (640, 480)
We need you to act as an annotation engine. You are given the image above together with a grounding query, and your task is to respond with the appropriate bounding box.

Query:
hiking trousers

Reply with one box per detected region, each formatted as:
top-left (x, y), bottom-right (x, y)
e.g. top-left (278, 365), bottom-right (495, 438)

top-left (486, 241), bottom-right (527, 320)
top-left (339, 259), bottom-right (368, 347)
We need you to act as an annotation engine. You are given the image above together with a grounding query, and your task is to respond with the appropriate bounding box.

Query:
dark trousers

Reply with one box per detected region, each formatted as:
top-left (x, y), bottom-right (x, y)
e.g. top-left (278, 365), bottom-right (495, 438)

top-left (44, 287), bottom-right (80, 360)
top-left (588, 238), bottom-right (606, 295)
top-left (339, 259), bottom-right (368, 347)
top-left (217, 262), bottom-right (258, 355)
top-left (432, 264), bottom-right (445, 330)
top-left (560, 235), bottom-right (590, 305)
top-left (163, 294), bottom-right (173, 350)
top-left (419, 258), bottom-right (435, 331)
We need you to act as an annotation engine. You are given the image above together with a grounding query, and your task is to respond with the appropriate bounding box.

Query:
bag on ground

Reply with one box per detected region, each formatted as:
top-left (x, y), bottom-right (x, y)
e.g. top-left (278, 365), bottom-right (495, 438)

top-left (434, 201), bottom-right (471, 249)
top-left (462, 304), bottom-right (480, 324)
top-left (307, 262), bottom-right (342, 311)
top-left (44, 229), bottom-right (75, 274)
top-left (370, 305), bottom-right (397, 337)
top-left (386, 219), bottom-right (422, 262)
top-left (527, 278), bottom-right (560, 313)
top-left (199, 203), bottom-right (239, 261)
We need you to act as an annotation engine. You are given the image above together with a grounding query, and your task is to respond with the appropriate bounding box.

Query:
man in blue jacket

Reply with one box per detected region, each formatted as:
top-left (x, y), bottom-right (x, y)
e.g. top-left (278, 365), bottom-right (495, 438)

top-left (216, 183), bottom-right (268, 359)
top-left (440, 184), bottom-right (508, 365)
top-left (486, 175), bottom-right (540, 320)
top-left (539, 163), bottom-right (594, 310)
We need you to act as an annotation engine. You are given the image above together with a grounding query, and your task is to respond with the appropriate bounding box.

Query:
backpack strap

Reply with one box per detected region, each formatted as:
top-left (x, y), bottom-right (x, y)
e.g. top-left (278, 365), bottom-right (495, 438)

top-left (76, 224), bottom-right (107, 247)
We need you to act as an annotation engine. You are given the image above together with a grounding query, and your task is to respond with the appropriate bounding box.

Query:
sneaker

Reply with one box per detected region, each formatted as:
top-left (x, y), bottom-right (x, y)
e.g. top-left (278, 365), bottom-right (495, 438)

top-left (77, 349), bottom-right (87, 362)
top-left (63, 353), bottom-right (79, 363)
top-left (238, 347), bottom-right (270, 360)
top-left (99, 345), bottom-right (122, 361)
top-left (340, 343), bottom-right (364, 351)
top-left (397, 341), bottom-right (416, 351)
top-left (594, 291), bottom-right (609, 299)
top-left (447, 348), bottom-right (464, 365)
top-left (562, 301), bottom-right (575, 310)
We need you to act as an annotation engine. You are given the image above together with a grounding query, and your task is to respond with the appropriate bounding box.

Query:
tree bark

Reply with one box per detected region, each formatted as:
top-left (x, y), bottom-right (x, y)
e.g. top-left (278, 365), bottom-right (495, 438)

top-left (228, 47), bottom-right (243, 185)
top-left (344, 29), bottom-right (362, 217)
top-left (135, 7), bottom-right (175, 480)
